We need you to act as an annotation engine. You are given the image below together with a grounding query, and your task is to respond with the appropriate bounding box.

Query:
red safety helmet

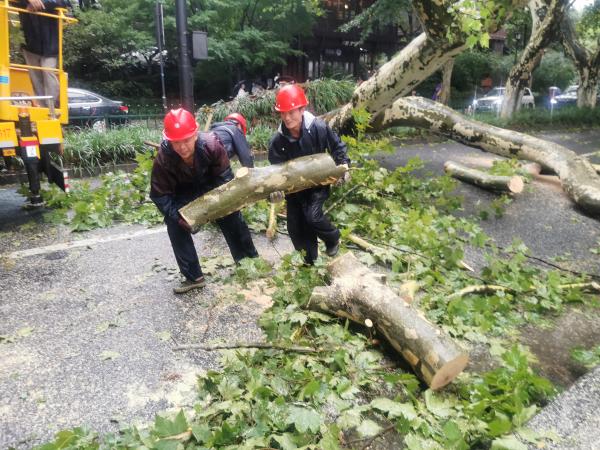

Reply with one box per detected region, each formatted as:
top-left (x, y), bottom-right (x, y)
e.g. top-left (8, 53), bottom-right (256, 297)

top-left (274, 84), bottom-right (309, 112)
top-left (224, 112), bottom-right (247, 135)
top-left (163, 108), bottom-right (199, 141)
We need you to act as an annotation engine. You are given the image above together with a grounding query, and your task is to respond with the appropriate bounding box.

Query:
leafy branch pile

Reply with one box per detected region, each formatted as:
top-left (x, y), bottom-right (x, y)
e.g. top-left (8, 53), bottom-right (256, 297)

top-left (37, 110), bottom-right (598, 450)
top-left (40, 151), bottom-right (162, 231)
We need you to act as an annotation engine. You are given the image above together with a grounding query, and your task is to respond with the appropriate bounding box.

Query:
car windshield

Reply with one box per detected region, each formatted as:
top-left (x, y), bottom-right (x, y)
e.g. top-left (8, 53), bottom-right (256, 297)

top-left (486, 87), bottom-right (505, 97)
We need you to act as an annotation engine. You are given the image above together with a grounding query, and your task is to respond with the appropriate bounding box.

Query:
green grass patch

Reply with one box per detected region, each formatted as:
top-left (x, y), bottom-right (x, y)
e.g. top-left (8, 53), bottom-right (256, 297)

top-left (472, 105), bottom-right (600, 130)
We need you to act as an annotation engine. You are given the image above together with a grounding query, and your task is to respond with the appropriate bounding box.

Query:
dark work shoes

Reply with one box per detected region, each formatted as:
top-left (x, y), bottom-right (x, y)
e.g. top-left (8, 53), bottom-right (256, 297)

top-left (173, 276), bottom-right (206, 294)
top-left (325, 240), bottom-right (340, 257)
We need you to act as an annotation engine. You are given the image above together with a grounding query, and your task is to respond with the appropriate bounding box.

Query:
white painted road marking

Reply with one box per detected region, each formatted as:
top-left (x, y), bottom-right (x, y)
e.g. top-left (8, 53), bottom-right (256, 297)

top-left (5, 226), bottom-right (167, 259)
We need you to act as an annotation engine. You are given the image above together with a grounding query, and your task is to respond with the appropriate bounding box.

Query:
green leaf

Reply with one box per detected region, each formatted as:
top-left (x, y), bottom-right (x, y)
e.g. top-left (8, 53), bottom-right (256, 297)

top-left (17, 326), bottom-right (33, 337)
top-left (424, 390), bottom-right (454, 418)
top-left (154, 410), bottom-right (188, 438)
top-left (300, 379), bottom-right (321, 399)
top-left (99, 350), bottom-right (120, 361)
top-left (191, 424), bottom-right (212, 443)
top-left (156, 331), bottom-right (172, 342)
top-left (370, 398), bottom-right (417, 420)
top-left (491, 435), bottom-right (528, 450)
top-left (318, 424), bottom-right (341, 450)
top-left (272, 433), bottom-right (299, 450)
top-left (287, 405), bottom-right (321, 433)
top-left (356, 419), bottom-right (381, 437)
top-left (488, 414), bottom-right (512, 437)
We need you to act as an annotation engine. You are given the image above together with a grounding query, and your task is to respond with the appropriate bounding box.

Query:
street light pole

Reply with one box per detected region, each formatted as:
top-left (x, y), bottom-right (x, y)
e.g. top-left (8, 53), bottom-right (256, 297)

top-left (155, 1), bottom-right (167, 112)
top-left (175, 0), bottom-right (194, 112)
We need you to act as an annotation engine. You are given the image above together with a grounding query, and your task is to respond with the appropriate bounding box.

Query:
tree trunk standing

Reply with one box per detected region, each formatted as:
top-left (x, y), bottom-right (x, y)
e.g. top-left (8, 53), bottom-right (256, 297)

top-left (369, 97), bottom-right (600, 214)
top-left (561, 15), bottom-right (600, 109)
top-left (500, 0), bottom-right (567, 118)
top-left (179, 154), bottom-right (347, 231)
top-left (438, 59), bottom-right (454, 106)
top-left (309, 252), bottom-right (468, 390)
top-left (576, 67), bottom-right (600, 109)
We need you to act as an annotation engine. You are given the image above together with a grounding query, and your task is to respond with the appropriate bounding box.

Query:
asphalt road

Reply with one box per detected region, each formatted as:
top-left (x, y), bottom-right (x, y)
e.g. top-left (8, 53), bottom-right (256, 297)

top-left (0, 129), bottom-right (599, 448)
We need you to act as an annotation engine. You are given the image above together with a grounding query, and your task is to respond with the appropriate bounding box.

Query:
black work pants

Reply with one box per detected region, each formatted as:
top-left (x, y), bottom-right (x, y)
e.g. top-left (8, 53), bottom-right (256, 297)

top-left (166, 210), bottom-right (258, 281)
top-left (286, 187), bottom-right (340, 264)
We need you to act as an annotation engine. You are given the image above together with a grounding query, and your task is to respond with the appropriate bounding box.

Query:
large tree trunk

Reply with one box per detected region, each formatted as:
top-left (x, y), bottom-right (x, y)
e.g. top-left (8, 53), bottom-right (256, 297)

top-left (500, 0), bottom-right (567, 118)
top-left (438, 59), bottom-right (454, 106)
top-left (370, 97), bottom-right (600, 214)
top-left (561, 14), bottom-right (600, 109)
top-left (179, 154), bottom-right (346, 231)
top-left (324, 33), bottom-right (466, 132)
top-left (576, 67), bottom-right (600, 109)
top-left (309, 252), bottom-right (468, 390)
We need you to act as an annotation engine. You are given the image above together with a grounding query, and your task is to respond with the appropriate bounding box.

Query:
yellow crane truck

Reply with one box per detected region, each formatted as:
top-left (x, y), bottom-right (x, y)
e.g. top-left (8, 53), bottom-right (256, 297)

top-left (0, 0), bottom-right (75, 205)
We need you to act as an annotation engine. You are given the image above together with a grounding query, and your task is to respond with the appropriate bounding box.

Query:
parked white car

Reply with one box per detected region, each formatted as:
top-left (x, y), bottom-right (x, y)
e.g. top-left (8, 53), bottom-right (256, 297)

top-left (473, 87), bottom-right (535, 112)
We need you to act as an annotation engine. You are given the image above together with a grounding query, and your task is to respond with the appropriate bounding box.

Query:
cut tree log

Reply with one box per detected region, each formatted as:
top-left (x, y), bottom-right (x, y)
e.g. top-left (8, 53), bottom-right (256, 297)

top-left (179, 153), bottom-right (347, 232)
top-left (309, 252), bottom-right (468, 390)
top-left (444, 161), bottom-right (524, 194)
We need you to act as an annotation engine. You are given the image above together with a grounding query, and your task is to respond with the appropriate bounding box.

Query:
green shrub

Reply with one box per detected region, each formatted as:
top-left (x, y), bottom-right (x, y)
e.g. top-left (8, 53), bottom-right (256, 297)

top-left (62, 125), bottom-right (161, 173)
top-left (196, 78), bottom-right (355, 130)
top-left (473, 105), bottom-right (600, 129)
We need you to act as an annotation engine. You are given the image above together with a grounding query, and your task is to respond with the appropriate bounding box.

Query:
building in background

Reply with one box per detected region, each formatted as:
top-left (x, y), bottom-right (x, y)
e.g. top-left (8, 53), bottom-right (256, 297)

top-left (283, 0), bottom-right (411, 82)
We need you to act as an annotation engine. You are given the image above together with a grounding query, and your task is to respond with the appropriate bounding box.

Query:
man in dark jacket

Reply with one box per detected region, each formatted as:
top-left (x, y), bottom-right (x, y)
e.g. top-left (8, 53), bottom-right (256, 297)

top-left (268, 84), bottom-right (350, 264)
top-left (19, 0), bottom-right (70, 106)
top-left (151, 109), bottom-right (258, 294)
top-left (209, 113), bottom-right (254, 168)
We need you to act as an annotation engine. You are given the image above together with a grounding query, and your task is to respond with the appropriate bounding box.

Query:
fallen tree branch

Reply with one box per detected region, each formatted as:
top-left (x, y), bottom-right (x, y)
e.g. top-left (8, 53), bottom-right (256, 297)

top-left (446, 281), bottom-right (600, 301)
top-left (266, 203), bottom-right (277, 241)
top-left (173, 343), bottom-right (318, 353)
top-left (144, 140), bottom-right (160, 149)
top-left (444, 161), bottom-right (524, 193)
top-left (179, 153), bottom-right (347, 232)
top-left (324, 183), bottom-right (363, 215)
top-left (370, 97), bottom-right (600, 215)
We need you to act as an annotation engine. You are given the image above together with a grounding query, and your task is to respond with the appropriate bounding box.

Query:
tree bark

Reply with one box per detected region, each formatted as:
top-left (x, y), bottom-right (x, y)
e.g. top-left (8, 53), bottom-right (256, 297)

top-left (500, 0), bottom-right (567, 118)
top-left (308, 252), bottom-right (468, 390)
top-left (444, 161), bottom-right (524, 193)
top-left (179, 154), bottom-right (347, 231)
top-left (561, 14), bottom-right (600, 109)
top-left (438, 59), bottom-right (454, 106)
top-left (369, 97), bottom-right (600, 214)
top-left (322, 33), bottom-right (466, 133)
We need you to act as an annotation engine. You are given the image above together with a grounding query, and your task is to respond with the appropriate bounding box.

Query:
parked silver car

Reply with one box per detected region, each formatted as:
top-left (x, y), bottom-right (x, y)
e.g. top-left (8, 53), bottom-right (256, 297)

top-left (473, 87), bottom-right (535, 112)
top-left (553, 85), bottom-right (600, 108)
top-left (67, 88), bottom-right (129, 129)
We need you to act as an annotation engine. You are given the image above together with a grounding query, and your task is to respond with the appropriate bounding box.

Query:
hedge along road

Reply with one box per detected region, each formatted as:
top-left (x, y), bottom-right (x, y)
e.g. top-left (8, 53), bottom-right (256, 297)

top-left (0, 128), bottom-right (599, 448)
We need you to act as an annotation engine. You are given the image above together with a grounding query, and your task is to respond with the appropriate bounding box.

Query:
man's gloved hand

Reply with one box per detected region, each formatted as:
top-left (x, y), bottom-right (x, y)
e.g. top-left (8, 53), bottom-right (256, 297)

top-left (178, 216), bottom-right (193, 233)
top-left (335, 170), bottom-right (351, 187)
top-left (269, 190), bottom-right (285, 203)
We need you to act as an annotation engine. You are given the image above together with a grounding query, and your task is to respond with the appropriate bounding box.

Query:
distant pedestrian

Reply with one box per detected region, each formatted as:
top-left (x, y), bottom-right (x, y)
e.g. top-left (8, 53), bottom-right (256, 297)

top-left (432, 83), bottom-right (442, 101)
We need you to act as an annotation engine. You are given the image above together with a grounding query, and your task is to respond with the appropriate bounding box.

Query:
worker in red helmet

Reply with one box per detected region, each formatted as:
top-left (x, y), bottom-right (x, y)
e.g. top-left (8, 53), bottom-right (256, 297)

top-left (150, 108), bottom-right (258, 294)
top-left (209, 113), bottom-right (254, 168)
top-left (268, 84), bottom-right (351, 264)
